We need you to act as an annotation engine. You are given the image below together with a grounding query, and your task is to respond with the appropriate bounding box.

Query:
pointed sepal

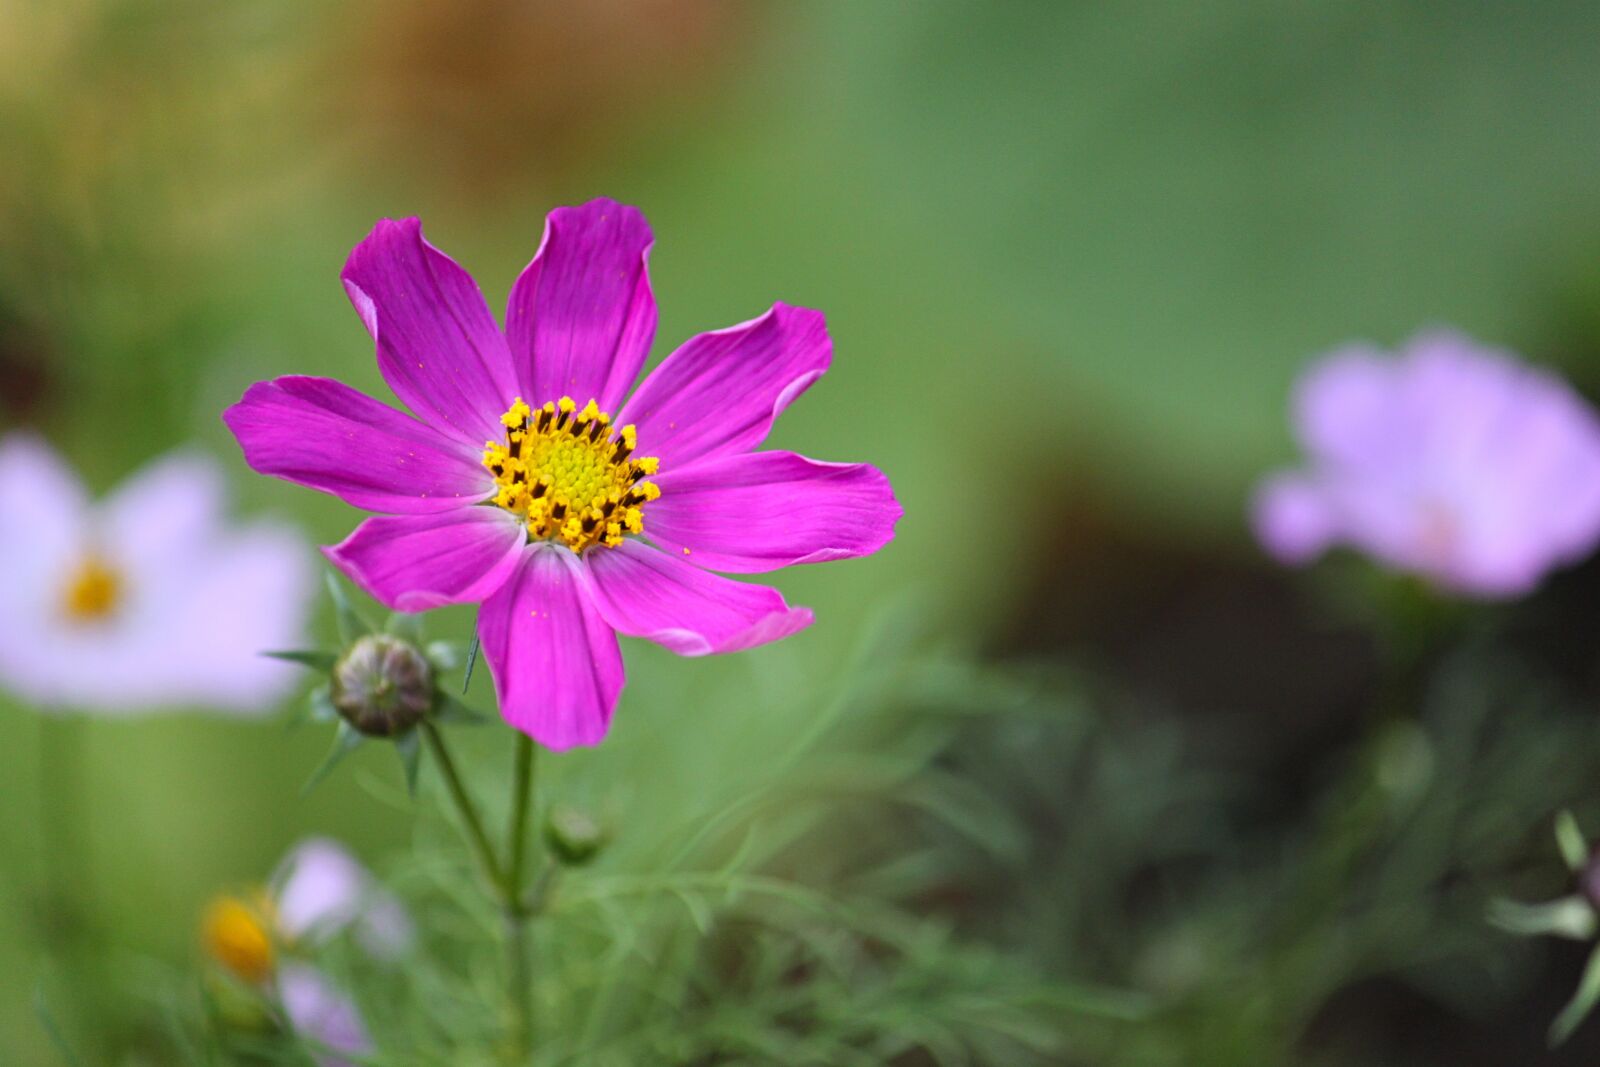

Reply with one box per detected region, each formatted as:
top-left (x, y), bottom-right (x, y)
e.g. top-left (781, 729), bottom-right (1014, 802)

top-left (301, 720), bottom-right (365, 796)
top-left (325, 571), bottom-right (372, 646)
top-left (1488, 896), bottom-right (1597, 941)
top-left (305, 684), bottom-right (339, 725)
top-left (394, 728), bottom-right (422, 797)
top-left (263, 649), bottom-right (338, 671)
top-left (461, 634), bottom-right (481, 695)
top-left (385, 611), bottom-right (425, 645)
top-left (1558, 810), bottom-right (1588, 873)
top-left (1552, 941), bottom-right (1600, 1045)
top-left (425, 639), bottom-right (471, 673)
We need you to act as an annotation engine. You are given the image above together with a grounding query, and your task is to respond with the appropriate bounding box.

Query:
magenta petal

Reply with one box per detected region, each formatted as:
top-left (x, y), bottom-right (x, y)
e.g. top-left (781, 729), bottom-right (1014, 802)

top-left (478, 546), bottom-right (623, 750)
top-left (648, 451), bottom-right (901, 573)
top-left (582, 539), bottom-right (813, 656)
top-left (224, 376), bottom-right (491, 514)
top-left (506, 199), bottom-right (656, 412)
top-left (324, 509), bottom-right (526, 611)
top-left (618, 303), bottom-right (830, 470)
top-left (342, 218), bottom-right (519, 445)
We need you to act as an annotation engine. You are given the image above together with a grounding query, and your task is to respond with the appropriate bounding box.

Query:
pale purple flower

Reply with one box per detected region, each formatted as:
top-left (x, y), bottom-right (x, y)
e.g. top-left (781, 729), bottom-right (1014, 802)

top-left (1252, 330), bottom-right (1600, 597)
top-left (0, 435), bottom-right (313, 712)
top-left (278, 963), bottom-right (372, 1067)
top-left (204, 839), bottom-right (403, 1062)
top-left (273, 837), bottom-right (412, 959)
top-left (225, 198), bottom-right (902, 749)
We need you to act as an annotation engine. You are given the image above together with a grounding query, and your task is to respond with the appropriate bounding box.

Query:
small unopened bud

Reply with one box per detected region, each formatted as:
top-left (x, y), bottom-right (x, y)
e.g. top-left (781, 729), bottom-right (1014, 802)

top-left (331, 634), bottom-right (433, 737)
top-left (544, 805), bottom-right (605, 866)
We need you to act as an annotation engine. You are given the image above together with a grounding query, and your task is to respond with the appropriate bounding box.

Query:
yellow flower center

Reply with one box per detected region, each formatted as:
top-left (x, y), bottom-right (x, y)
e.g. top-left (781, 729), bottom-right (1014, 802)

top-left (61, 556), bottom-right (123, 624)
top-left (202, 893), bottom-right (276, 984)
top-left (483, 396), bottom-right (660, 553)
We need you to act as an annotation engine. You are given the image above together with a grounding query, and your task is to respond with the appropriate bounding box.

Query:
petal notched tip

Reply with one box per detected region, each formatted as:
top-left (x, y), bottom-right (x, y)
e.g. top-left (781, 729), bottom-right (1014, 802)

top-left (547, 197), bottom-right (653, 240)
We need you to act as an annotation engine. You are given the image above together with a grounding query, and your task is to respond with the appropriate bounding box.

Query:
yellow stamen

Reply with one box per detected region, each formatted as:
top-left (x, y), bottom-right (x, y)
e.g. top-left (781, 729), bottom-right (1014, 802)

top-left (483, 396), bottom-right (661, 553)
top-left (61, 556), bottom-right (123, 624)
top-left (202, 893), bottom-right (276, 983)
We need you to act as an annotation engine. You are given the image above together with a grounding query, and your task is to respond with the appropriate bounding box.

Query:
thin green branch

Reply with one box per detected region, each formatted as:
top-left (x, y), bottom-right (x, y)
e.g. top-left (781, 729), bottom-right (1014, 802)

top-left (421, 721), bottom-right (504, 890)
top-left (503, 732), bottom-right (540, 1063)
top-left (506, 733), bottom-right (537, 913)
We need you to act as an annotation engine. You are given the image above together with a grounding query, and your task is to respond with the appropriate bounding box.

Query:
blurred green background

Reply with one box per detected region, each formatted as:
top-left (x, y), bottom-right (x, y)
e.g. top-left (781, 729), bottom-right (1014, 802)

top-left (7, 2), bottom-right (1600, 1064)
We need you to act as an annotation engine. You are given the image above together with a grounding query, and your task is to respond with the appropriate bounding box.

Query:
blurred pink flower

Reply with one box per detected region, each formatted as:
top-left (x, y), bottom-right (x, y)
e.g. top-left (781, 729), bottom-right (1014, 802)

top-left (226, 198), bottom-right (901, 750)
top-left (273, 837), bottom-right (412, 959)
top-left (0, 436), bottom-right (313, 711)
top-left (269, 841), bottom-right (404, 1065)
top-left (278, 963), bottom-right (372, 1067)
top-left (204, 839), bottom-right (406, 1062)
top-left (1252, 330), bottom-right (1600, 597)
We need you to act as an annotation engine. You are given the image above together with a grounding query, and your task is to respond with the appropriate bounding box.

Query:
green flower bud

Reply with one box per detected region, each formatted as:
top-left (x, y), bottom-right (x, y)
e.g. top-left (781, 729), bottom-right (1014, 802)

top-left (330, 634), bottom-right (433, 737)
top-left (544, 805), bottom-right (605, 866)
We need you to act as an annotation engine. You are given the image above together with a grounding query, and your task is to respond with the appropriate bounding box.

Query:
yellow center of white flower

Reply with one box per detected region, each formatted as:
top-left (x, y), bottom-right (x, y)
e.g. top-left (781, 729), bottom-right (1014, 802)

top-left (61, 556), bottom-right (123, 624)
top-left (483, 396), bottom-right (660, 553)
top-left (202, 892), bottom-right (276, 984)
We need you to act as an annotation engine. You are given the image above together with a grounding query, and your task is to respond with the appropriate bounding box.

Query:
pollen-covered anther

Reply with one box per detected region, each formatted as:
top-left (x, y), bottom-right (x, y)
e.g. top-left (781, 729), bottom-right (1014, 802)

top-left (484, 395), bottom-right (661, 552)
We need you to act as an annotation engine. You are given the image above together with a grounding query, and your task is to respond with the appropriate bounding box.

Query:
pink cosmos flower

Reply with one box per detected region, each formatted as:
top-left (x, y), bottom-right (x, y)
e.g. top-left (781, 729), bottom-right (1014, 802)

top-left (225, 198), bottom-right (901, 749)
top-left (0, 435), bottom-right (312, 712)
top-left (1251, 330), bottom-right (1600, 598)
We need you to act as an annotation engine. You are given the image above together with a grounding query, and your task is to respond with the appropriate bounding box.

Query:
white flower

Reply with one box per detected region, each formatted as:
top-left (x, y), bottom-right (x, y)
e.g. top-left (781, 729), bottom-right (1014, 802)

top-left (0, 435), bottom-right (313, 712)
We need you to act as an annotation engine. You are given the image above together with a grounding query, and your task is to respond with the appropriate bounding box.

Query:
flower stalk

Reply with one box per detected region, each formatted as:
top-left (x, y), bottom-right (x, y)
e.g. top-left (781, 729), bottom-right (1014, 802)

top-left (422, 722), bottom-right (545, 1062)
top-left (420, 721), bottom-right (504, 891)
top-left (503, 732), bottom-right (539, 1062)
top-left (507, 733), bottom-right (538, 902)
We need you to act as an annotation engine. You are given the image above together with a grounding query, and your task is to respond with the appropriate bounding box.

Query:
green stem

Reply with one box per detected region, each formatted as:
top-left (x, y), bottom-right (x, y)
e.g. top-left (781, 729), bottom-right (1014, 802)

top-left (504, 907), bottom-right (533, 1063)
top-left (426, 725), bottom-right (545, 1062)
top-left (507, 734), bottom-right (537, 909)
top-left (39, 716), bottom-right (85, 940)
top-left (421, 722), bottom-right (503, 890)
top-left (38, 715), bottom-right (98, 1053)
top-left (503, 733), bottom-right (538, 1062)
top-left (526, 865), bottom-right (561, 916)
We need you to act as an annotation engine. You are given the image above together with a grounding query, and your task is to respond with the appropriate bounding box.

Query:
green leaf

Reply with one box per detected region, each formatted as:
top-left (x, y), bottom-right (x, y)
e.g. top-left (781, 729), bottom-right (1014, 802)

top-left (263, 649), bottom-right (337, 671)
top-left (301, 721), bottom-right (364, 796)
top-left (325, 571), bottom-right (370, 646)
top-left (385, 611), bottom-right (425, 644)
top-left (672, 887), bottom-right (714, 935)
top-left (395, 728), bottom-right (422, 797)
top-left (1551, 941), bottom-right (1600, 1045)
top-left (433, 692), bottom-right (489, 725)
top-left (1558, 810), bottom-right (1589, 872)
top-left (1488, 896), bottom-right (1597, 941)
